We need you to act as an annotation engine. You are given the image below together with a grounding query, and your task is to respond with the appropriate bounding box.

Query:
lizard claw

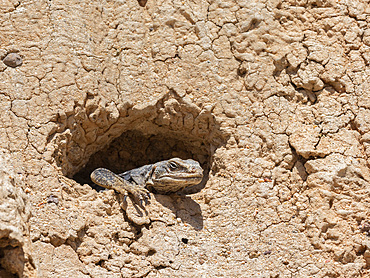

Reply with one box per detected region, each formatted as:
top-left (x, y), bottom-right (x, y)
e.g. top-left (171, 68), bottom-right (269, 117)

top-left (131, 187), bottom-right (151, 205)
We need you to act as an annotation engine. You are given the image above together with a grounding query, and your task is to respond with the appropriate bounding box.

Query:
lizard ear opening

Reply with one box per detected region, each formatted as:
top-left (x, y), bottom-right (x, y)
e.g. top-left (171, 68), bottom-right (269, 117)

top-left (146, 165), bottom-right (155, 186)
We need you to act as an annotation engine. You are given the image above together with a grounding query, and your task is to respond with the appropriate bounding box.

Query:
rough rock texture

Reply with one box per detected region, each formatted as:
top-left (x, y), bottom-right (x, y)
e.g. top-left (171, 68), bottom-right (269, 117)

top-left (1, 0), bottom-right (370, 277)
top-left (0, 152), bottom-right (36, 277)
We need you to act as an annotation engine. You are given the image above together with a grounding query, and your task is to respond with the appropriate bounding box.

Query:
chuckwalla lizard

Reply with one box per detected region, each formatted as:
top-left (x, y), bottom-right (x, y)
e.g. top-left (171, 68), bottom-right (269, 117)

top-left (91, 158), bottom-right (203, 203)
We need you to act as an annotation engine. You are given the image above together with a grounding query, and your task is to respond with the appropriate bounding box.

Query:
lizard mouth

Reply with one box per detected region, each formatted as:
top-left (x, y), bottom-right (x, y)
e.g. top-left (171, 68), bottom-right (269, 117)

top-left (153, 175), bottom-right (203, 184)
top-left (157, 173), bottom-right (202, 179)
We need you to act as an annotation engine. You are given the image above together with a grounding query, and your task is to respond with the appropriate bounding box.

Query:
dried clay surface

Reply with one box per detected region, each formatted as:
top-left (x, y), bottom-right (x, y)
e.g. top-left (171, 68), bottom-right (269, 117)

top-left (1, 0), bottom-right (370, 277)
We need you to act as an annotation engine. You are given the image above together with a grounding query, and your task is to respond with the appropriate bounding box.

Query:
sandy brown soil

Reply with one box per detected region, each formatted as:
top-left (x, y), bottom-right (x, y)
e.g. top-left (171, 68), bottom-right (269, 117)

top-left (1, 0), bottom-right (370, 277)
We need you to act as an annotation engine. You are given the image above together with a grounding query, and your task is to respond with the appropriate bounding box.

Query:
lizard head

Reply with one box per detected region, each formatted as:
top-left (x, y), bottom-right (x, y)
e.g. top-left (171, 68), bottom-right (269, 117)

top-left (148, 158), bottom-right (204, 193)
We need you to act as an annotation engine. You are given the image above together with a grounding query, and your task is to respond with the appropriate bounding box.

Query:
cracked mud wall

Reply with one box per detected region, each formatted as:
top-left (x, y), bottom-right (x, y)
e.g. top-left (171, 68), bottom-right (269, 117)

top-left (1, 0), bottom-right (370, 277)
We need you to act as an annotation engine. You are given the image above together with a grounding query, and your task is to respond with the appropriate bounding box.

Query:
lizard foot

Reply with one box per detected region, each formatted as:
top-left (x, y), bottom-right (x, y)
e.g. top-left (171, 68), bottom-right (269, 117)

top-left (129, 187), bottom-right (151, 206)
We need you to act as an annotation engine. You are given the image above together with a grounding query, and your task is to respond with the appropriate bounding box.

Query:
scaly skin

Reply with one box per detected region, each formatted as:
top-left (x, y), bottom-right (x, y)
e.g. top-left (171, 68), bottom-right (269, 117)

top-left (91, 158), bottom-right (203, 203)
top-left (90, 168), bottom-right (151, 201)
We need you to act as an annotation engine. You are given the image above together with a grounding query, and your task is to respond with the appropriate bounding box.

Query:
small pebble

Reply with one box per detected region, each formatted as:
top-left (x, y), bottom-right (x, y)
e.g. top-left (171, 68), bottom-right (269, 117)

top-left (3, 53), bottom-right (22, 68)
top-left (360, 220), bottom-right (370, 232)
top-left (47, 194), bottom-right (59, 205)
top-left (249, 250), bottom-right (260, 258)
top-left (137, 0), bottom-right (147, 7)
top-left (198, 257), bottom-right (205, 264)
top-left (360, 220), bottom-right (370, 236)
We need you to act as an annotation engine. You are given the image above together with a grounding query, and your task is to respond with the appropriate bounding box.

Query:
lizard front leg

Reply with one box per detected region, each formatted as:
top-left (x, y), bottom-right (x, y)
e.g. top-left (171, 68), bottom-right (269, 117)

top-left (91, 168), bottom-right (150, 202)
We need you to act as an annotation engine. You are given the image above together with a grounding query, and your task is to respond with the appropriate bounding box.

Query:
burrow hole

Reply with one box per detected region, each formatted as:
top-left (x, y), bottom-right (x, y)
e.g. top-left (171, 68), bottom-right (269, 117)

top-left (73, 129), bottom-right (216, 194)
top-left (65, 91), bottom-right (226, 194)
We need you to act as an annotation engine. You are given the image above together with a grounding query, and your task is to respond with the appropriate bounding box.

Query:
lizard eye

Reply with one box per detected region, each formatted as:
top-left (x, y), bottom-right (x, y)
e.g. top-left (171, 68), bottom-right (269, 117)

top-left (169, 161), bottom-right (178, 170)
